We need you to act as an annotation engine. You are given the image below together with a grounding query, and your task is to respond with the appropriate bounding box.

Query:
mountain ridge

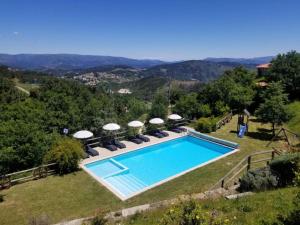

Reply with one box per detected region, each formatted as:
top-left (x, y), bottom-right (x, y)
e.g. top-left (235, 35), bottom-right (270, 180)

top-left (0, 53), bottom-right (167, 70)
top-left (204, 56), bottom-right (274, 65)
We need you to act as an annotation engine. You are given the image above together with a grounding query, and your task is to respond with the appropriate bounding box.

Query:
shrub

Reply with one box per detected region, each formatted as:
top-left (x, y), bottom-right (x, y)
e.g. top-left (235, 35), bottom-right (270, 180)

top-left (159, 200), bottom-right (231, 225)
top-left (239, 167), bottom-right (279, 192)
top-left (44, 138), bottom-right (84, 175)
top-left (294, 170), bottom-right (300, 187)
top-left (269, 153), bottom-right (300, 187)
top-left (194, 117), bottom-right (218, 133)
top-left (90, 215), bottom-right (107, 225)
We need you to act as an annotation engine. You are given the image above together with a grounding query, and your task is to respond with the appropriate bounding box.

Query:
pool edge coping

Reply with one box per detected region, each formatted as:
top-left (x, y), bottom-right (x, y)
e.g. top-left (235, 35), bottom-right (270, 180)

top-left (80, 131), bottom-right (240, 201)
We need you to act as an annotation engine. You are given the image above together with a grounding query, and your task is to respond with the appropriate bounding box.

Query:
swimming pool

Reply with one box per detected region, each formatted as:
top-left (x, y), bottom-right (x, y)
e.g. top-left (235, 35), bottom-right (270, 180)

top-left (83, 135), bottom-right (238, 200)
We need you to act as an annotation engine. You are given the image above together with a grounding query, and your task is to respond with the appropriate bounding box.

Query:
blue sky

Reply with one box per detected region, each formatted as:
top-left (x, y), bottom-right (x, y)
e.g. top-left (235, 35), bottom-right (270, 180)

top-left (0, 0), bottom-right (299, 60)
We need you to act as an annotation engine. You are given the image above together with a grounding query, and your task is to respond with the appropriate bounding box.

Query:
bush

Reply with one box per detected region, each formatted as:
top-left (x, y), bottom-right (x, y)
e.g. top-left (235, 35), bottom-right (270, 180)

top-left (159, 200), bottom-right (231, 225)
top-left (239, 167), bottom-right (279, 192)
top-left (294, 170), bottom-right (300, 187)
top-left (194, 117), bottom-right (218, 133)
top-left (0, 194), bottom-right (4, 202)
top-left (269, 153), bottom-right (300, 187)
top-left (90, 215), bottom-right (107, 225)
top-left (44, 138), bottom-right (84, 175)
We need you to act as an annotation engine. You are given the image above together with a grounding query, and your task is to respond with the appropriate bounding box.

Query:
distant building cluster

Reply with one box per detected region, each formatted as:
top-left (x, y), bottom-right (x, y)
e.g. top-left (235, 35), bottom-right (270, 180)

top-left (118, 88), bottom-right (132, 94)
top-left (73, 72), bottom-right (99, 86)
top-left (73, 71), bottom-right (136, 86)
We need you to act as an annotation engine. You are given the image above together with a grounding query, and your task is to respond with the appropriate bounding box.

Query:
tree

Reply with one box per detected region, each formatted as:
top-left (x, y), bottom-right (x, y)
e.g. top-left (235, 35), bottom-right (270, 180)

top-left (269, 51), bottom-right (300, 99)
top-left (173, 93), bottom-right (201, 119)
top-left (44, 138), bottom-right (84, 174)
top-left (255, 82), bottom-right (290, 136)
top-left (199, 67), bottom-right (256, 114)
top-left (148, 92), bottom-right (168, 119)
top-left (0, 77), bottom-right (26, 104)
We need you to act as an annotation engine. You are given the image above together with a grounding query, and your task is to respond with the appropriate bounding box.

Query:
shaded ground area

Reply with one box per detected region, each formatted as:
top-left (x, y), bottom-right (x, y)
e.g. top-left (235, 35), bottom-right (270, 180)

top-left (0, 115), bottom-right (282, 225)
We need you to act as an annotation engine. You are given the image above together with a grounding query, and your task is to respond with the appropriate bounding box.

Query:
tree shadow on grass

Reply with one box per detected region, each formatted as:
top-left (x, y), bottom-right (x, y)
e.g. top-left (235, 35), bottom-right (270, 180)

top-left (247, 127), bottom-right (274, 141)
top-left (249, 118), bottom-right (262, 123)
top-left (230, 127), bottom-right (274, 141)
top-left (246, 131), bottom-right (274, 141)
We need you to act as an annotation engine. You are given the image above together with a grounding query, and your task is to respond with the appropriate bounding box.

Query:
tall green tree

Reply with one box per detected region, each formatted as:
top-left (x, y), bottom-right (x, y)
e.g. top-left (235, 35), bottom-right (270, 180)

top-left (174, 93), bottom-right (202, 119)
top-left (148, 92), bottom-right (168, 119)
top-left (269, 51), bottom-right (300, 98)
top-left (199, 67), bottom-right (256, 114)
top-left (255, 82), bottom-right (290, 135)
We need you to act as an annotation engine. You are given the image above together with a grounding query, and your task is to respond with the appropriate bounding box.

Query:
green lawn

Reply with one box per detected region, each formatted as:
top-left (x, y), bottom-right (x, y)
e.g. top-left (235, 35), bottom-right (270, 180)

top-left (0, 116), bottom-right (281, 225)
top-left (120, 187), bottom-right (299, 225)
top-left (286, 101), bottom-right (300, 135)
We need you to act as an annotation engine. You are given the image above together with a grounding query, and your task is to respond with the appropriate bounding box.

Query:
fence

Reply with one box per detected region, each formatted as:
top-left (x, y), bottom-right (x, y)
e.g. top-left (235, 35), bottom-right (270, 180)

top-left (215, 112), bottom-right (233, 130)
top-left (0, 163), bottom-right (57, 189)
top-left (210, 149), bottom-right (282, 190)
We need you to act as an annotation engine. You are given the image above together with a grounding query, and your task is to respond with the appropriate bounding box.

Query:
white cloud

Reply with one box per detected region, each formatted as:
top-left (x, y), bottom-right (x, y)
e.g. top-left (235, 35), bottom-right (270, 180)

top-left (13, 31), bottom-right (19, 35)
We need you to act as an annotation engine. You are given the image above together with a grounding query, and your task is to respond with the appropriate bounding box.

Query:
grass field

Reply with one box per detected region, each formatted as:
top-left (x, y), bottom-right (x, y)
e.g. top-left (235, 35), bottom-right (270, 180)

top-left (0, 116), bottom-right (282, 225)
top-left (120, 187), bottom-right (299, 225)
top-left (286, 101), bottom-right (300, 135)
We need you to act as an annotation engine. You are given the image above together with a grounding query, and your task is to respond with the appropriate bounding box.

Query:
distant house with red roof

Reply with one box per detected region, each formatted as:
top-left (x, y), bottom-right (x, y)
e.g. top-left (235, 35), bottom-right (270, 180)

top-left (256, 63), bottom-right (271, 76)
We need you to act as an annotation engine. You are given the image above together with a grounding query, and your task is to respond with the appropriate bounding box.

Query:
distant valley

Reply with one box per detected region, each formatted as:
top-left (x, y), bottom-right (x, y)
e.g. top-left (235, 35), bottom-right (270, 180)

top-left (0, 53), bottom-right (274, 86)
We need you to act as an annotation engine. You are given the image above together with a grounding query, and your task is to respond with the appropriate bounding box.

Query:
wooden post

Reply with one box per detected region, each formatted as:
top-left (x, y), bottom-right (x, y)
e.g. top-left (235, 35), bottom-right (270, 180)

top-left (282, 128), bottom-right (291, 146)
top-left (271, 151), bottom-right (275, 160)
top-left (221, 179), bottom-right (225, 188)
top-left (247, 156), bottom-right (252, 171)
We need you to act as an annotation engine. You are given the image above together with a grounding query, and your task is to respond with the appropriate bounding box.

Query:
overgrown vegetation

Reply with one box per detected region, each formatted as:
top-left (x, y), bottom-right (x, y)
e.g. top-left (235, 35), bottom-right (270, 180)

top-left (269, 153), bottom-right (300, 187)
top-left (120, 187), bottom-right (298, 225)
top-left (239, 167), bottom-right (279, 192)
top-left (0, 69), bottom-right (147, 174)
top-left (194, 117), bottom-right (218, 133)
top-left (159, 200), bottom-right (230, 225)
top-left (239, 153), bottom-right (300, 192)
top-left (44, 138), bottom-right (84, 174)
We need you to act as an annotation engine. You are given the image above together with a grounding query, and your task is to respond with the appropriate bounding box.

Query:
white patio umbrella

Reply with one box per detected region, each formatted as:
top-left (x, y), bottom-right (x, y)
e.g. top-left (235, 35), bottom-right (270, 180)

top-left (168, 114), bottom-right (182, 120)
top-left (128, 120), bottom-right (144, 128)
top-left (102, 123), bottom-right (121, 131)
top-left (73, 130), bottom-right (93, 139)
top-left (149, 118), bottom-right (164, 125)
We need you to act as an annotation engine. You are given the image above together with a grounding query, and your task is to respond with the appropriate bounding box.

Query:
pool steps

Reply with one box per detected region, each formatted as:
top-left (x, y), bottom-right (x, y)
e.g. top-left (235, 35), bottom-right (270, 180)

top-left (102, 159), bottom-right (129, 179)
top-left (105, 172), bottom-right (147, 197)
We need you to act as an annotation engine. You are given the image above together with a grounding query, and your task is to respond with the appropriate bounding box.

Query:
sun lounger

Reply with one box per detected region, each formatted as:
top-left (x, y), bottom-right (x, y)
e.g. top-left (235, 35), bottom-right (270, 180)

top-left (136, 134), bottom-right (150, 142)
top-left (112, 139), bottom-right (126, 149)
top-left (159, 130), bottom-right (169, 137)
top-left (177, 127), bottom-right (187, 132)
top-left (86, 146), bottom-right (99, 156)
top-left (104, 143), bottom-right (118, 151)
top-left (150, 131), bottom-right (164, 138)
top-left (128, 136), bottom-right (143, 144)
top-left (170, 128), bottom-right (182, 133)
top-left (102, 141), bottom-right (118, 151)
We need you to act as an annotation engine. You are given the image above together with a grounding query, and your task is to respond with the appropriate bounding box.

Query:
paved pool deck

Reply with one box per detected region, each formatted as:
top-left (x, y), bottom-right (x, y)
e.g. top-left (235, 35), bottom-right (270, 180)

top-left (80, 129), bottom-right (188, 166)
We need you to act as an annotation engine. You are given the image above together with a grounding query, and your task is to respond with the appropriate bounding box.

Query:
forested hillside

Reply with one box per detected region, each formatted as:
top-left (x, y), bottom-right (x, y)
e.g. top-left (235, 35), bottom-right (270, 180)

top-left (0, 68), bottom-right (148, 174)
top-left (139, 60), bottom-right (254, 81)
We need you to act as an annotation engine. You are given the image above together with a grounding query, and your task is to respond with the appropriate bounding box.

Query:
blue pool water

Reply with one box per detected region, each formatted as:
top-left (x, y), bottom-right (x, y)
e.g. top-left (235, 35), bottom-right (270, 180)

top-left (84, 135), bottom-right (236, 199)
